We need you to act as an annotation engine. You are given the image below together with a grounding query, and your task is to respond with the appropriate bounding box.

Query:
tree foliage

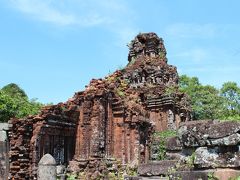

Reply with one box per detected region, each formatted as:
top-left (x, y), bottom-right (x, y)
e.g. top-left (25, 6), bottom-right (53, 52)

top-left (220, 82), bottom-right (240, 120)
top-left (0, 83), bottom-right (43, 122)
top-left (2, 83), bottom-right (27, 98)
top-left (179, 75), bottom-right (240, 120)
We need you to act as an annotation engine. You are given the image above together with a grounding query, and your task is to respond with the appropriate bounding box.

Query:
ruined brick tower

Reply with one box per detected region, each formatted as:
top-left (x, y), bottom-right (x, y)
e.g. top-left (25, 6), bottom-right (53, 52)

top-left (8, 32), bottom-right (191, 179)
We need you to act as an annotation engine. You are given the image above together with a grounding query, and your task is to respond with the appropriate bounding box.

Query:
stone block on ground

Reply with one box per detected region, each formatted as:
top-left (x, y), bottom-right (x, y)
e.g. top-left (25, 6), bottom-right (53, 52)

top-left (166, 136), bottom-right (182, 151)
top-left (178, 120), bottom-right (240, 147)
top-left (138, 160), bottom-right (177, 176)
top-left (194, 147), bottom-right (240, 168)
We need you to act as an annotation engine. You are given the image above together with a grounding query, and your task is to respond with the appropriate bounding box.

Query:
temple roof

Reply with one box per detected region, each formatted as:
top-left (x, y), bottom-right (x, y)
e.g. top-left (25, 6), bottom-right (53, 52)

top-left (128, 32), bottom-right (166, 62)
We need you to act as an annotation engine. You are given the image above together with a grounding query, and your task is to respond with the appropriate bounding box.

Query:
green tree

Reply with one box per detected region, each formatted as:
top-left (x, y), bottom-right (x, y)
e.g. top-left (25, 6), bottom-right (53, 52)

top-left (0, 83), bottom-right (43, 122)
top-left (2, 83), bottom-right (27, 98)
top-left (179, 75), bottom-right (201, 95)
top-left (0, 90), bottom-right (16, 122)
top-left (220, 82), bottom-right (240, 120)
top-left (179, 75), bottom-right (223, 120)
top-left (193, 85), bottom-right (223, 120)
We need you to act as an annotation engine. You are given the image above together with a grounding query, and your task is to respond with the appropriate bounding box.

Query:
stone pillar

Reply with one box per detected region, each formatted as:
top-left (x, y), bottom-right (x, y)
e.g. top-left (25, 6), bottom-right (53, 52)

top-left (167, 109), bottom-right (176, 130)
top-left (0, 123), bottom-right (9, 180)
top-left (38, 154), bottom-right (56, 180)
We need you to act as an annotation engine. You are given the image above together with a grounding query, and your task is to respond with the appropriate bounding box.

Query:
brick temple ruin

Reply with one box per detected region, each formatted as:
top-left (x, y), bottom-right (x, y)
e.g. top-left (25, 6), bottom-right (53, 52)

top-left (7, 32), bottom-right (192, 179)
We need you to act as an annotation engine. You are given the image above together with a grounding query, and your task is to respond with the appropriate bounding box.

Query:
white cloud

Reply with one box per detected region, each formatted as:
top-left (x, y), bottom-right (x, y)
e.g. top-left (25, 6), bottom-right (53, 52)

top-left (6, 0), bottom-right (139, 45)
top-left (7, 0), bottom-right (129, 27)
top-left (9, 0), bottom-right (77, 26)
top-left (166, 23), bottom-right (218, 38)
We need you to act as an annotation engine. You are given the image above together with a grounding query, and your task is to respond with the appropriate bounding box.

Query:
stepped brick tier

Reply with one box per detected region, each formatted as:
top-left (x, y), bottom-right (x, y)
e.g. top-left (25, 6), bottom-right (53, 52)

top-left (8, 32), bottom-right (191, 179)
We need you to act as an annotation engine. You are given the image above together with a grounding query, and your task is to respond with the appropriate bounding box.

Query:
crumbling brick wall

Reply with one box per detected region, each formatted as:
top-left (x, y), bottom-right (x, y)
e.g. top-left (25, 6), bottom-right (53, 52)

top-left (8, 103), bottom-right (79, 179)
top-left (72, 88), bottom-right (153, 166)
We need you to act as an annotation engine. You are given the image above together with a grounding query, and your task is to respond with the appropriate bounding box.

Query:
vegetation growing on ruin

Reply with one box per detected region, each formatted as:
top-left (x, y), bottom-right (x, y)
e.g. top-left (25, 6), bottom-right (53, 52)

top-left (158, 51), bottom-right (165, 59)
top-left (66, 173), bottom-right (77, 180)
top-left (207, 172), bottom-right (219, 180)
top-left (228, 176), bottom-right (240, 180)
top-left (185, 152), bottom-right (196, 169)
top-left (154, 130), bottom-right (177, 160)
top-left (115, 79), bottom-right (129, 98)
top-left (164, 85), bottom-right (178, 96)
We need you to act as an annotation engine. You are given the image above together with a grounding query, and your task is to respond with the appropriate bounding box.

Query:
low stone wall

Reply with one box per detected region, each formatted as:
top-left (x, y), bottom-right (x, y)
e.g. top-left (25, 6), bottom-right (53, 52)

top-left (128, 120), bottom-right (240, 180)
top-left (178, 120), bottom-right (240, 169)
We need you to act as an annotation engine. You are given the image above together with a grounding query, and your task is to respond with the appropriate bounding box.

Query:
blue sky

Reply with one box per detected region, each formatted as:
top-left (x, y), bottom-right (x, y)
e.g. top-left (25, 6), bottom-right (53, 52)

top-left (0, 0), bottom-right (239, 103)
